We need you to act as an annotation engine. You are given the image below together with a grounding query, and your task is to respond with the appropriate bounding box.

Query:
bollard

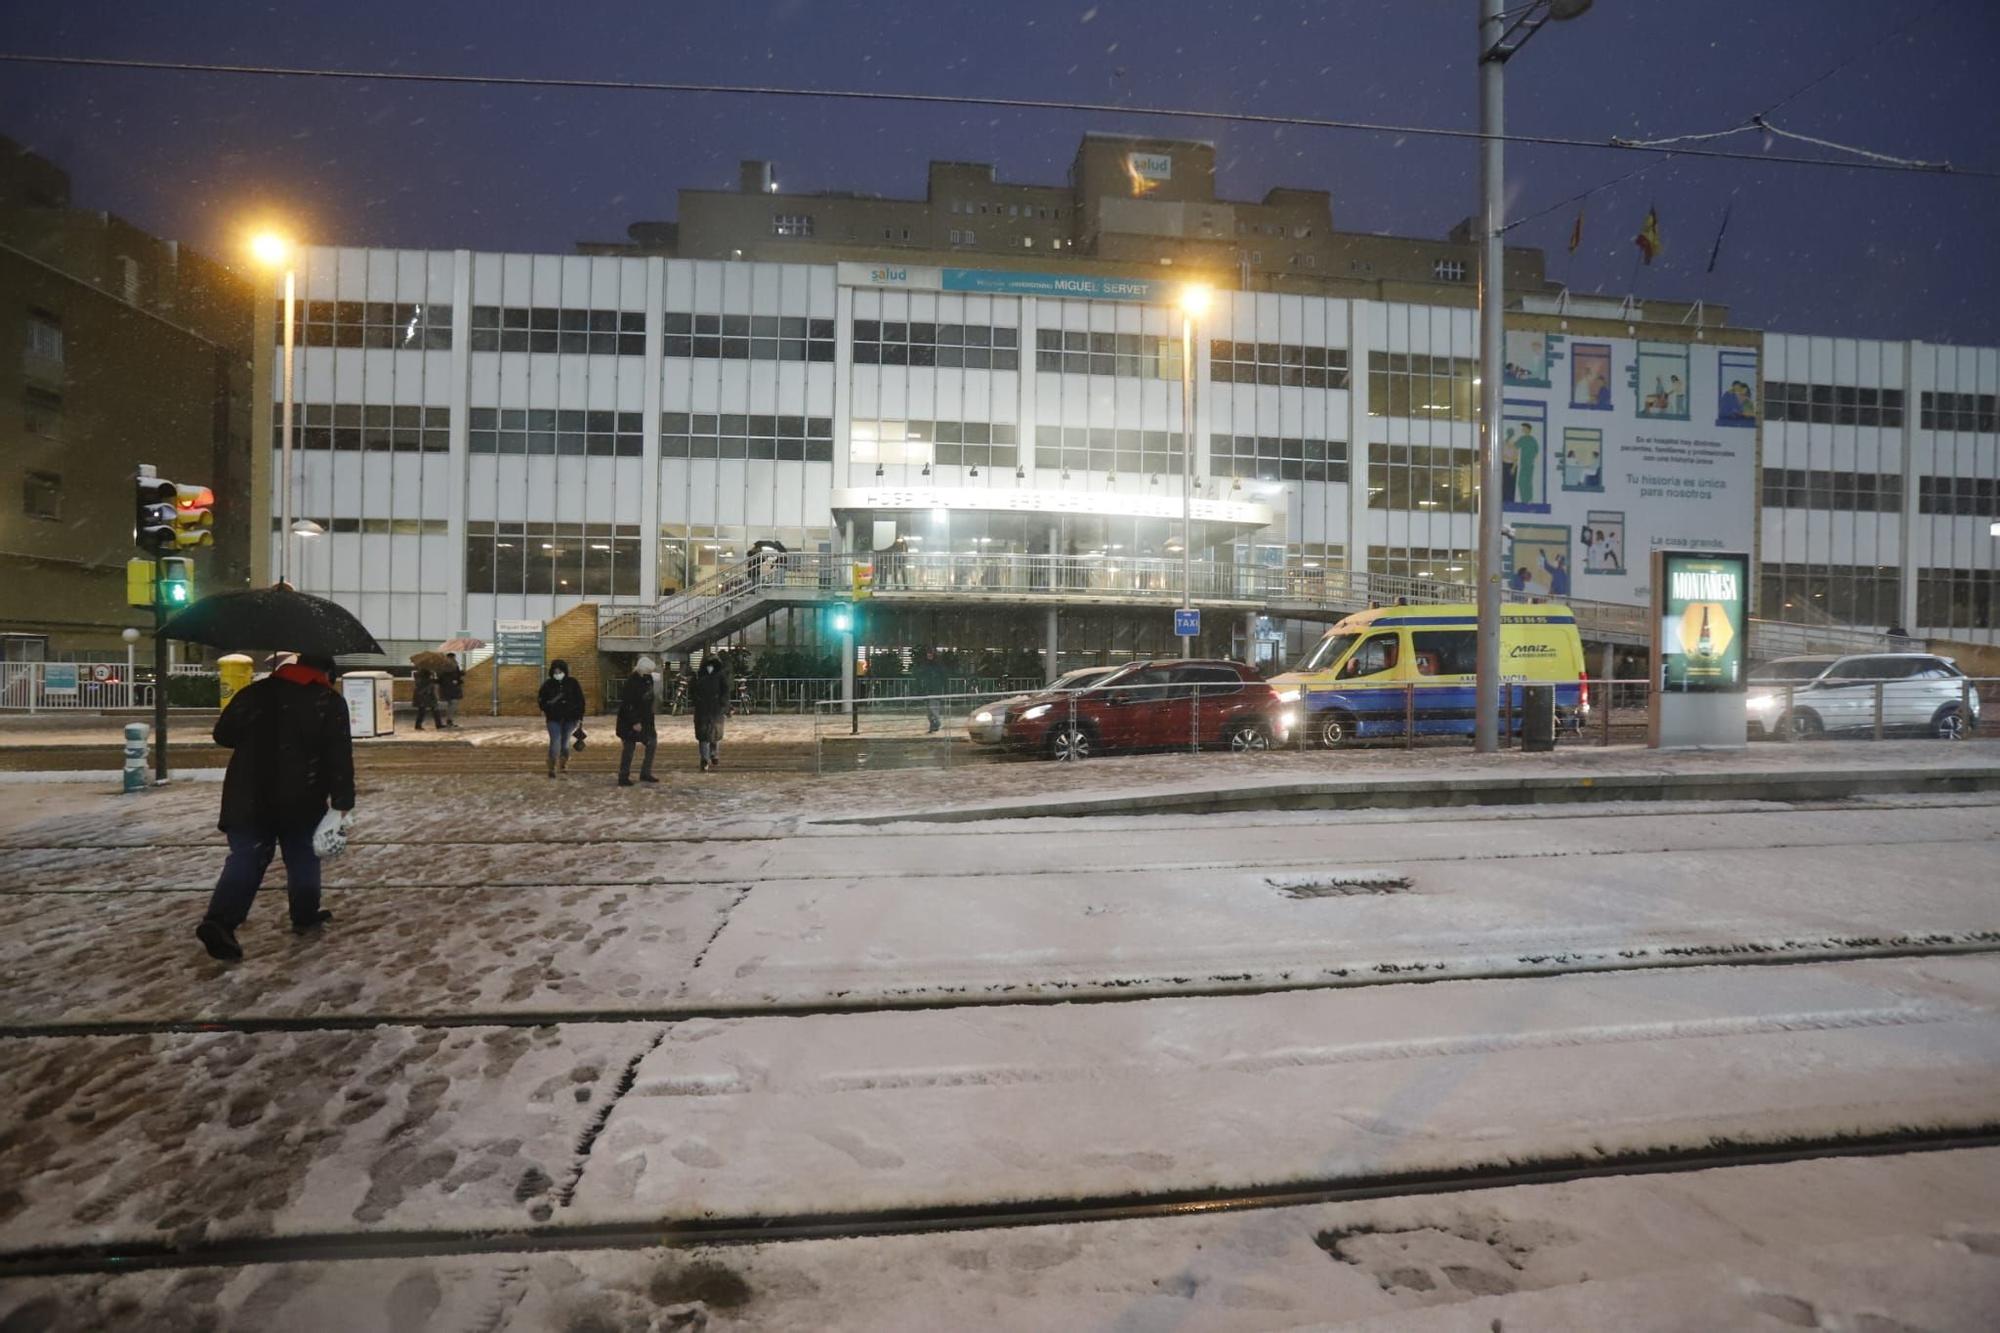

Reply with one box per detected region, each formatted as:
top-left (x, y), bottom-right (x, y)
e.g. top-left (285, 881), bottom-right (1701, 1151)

top-left (122, 722), bottom-right (149, 794)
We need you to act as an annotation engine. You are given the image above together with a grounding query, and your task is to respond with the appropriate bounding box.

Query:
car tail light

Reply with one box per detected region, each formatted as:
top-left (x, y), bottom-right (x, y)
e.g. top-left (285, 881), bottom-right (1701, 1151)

top-left (1580, 674), bottom-right (1590, 711)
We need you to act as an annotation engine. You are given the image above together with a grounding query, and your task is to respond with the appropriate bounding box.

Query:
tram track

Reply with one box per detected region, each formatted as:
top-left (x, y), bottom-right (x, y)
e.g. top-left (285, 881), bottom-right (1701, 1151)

top-left (3, 1124), bottom-right (1993, 1281)
top-left (4, 935), bottom-right (1995, 1041)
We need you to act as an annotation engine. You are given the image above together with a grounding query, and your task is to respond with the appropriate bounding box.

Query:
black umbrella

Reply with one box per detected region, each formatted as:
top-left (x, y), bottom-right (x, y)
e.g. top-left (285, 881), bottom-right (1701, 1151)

top-left (161, 585), bottom-right (384, 657)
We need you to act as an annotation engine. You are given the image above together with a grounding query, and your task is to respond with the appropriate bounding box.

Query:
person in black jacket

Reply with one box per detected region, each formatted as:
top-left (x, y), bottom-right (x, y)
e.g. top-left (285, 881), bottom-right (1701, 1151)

top-left (615, 656), bottom-right (659, 786)
top-left (196, 653), bottom-right (356, 961)
top-left (692, 656), bottom-right (730, 772)
top-left (411, 665), bottom-right (440, 730)
top-left (436, 652), bottom-right (465, 728)
top-left (537, 657), bottom-right (587, 777)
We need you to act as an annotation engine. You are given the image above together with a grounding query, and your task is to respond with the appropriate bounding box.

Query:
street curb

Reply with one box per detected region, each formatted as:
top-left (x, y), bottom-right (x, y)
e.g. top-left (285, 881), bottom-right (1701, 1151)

top-left (827, 762), bottom-right (2000, 824)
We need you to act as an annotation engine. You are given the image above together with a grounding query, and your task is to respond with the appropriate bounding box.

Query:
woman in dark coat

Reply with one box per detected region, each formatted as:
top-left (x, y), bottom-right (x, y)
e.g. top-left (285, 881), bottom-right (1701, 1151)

top-left (615, 657), bottom-right (659, 786)
top-left (536, 658), bottom-right (587, 777)
top-left (411, 666), bottom-right (440, 731)
top-left (692, 656), bottom-right (730, 772)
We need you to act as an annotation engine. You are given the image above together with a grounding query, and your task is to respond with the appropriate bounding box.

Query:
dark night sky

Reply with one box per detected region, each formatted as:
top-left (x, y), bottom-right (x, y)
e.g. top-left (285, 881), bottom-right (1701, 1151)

top-left (4, 0), bottom-right (1996, 343)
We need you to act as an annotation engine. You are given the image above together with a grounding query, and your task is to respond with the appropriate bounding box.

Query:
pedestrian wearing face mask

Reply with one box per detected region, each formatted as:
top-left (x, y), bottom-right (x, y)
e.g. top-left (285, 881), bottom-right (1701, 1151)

top-left (537, 658), bottom-right (587, 777)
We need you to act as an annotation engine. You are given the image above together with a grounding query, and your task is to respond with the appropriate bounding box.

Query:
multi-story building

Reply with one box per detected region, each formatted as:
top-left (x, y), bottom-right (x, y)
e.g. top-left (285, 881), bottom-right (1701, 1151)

top-left (1, 135), bottom-right (253, 661)
top-left (583, 133), bottom-right (1615, 315)
top-left (249, 238), bottom-right (1999, 677)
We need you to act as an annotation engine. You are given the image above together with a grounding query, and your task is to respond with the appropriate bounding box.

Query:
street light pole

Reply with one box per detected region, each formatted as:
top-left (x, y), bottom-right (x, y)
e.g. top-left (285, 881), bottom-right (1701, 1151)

top-left (279, 265), bottom-right (297, 587)
top-left (1474, 0), bottom-right (1506, 752)
top-left (1178, 285), bottom-right (1210, 660)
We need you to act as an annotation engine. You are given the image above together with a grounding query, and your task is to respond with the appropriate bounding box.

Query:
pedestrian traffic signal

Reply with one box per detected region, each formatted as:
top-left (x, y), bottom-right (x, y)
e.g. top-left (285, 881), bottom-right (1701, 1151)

top-left (134, 475), bottom-right (178, 554)
top-left (171, 483), bottom-right (215, 550)
top-left (158, 556), bottom-right (195, 608)
top-left (831, 605), bottom-right (854, 633)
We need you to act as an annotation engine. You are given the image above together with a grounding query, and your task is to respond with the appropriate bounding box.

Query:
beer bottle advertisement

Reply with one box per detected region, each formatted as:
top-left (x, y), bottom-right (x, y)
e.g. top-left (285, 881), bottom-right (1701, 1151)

top-left (1661, 552), bottom-right (1748, 693)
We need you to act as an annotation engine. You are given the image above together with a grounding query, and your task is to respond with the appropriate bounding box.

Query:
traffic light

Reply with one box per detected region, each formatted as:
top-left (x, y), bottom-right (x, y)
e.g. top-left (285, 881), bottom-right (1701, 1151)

top-left (157, 557), bottom-right (195, 608)
top-left (171, 483), bottom-right (215, 550)
top-left (134, 475), bottom-right (177, 554)
top-left (830, 605), bottom-right (854, 634)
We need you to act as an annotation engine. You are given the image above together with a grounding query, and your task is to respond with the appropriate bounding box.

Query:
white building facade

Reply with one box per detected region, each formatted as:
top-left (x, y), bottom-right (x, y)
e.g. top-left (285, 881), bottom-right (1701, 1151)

top-left (252, 247), bottom-right (2000, 658)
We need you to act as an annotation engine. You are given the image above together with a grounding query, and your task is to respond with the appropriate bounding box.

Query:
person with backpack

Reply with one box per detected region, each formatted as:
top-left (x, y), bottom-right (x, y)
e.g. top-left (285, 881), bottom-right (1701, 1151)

top-left (615, 656), bottom-right (660, 787)
top-left (195, 653), bottom-right (355, 962)
top-left (537, 658), bottom-right (587, 777)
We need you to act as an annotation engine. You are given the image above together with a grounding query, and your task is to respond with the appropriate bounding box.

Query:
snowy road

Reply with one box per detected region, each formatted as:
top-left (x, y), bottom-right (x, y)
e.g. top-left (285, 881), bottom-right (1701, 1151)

top-left (2, 759), bottom-right (1997, 1328)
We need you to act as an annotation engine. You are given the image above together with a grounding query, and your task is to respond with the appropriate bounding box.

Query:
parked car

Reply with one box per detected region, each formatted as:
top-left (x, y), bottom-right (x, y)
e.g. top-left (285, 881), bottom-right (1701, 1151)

top-left (1002, 659), bottom-right (1292, 761)
top-left (1746, 653), bottom-right (1980, 740)
top-left (967, 665), bottom-right (1119, 745)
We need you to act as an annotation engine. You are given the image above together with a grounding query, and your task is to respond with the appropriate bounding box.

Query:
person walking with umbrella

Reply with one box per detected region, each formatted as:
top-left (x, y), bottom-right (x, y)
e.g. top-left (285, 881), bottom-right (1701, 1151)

top-left (616, 656), bottom-right (660, 786)
top-left (411, 662), bottom-right (441, 731)
top-left (436, 652), bottom-right (465, 729)
top-left (538, 658), bottom-right (586, 777)
top-left (195, 652), bottom-right (355, 961)
top-left (692, 655), bottom-right (730, 772)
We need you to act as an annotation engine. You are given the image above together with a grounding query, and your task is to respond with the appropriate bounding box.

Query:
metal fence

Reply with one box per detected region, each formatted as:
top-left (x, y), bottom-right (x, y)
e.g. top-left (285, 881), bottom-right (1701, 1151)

top-left (0, 661), bottom-right (225, 712)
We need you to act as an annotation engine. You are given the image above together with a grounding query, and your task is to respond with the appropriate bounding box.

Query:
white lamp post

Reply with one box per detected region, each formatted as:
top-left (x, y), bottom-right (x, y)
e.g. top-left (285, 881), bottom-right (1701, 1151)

top-left (1179, 284), bottom-right (1211, 659)
top-left (250, 231), bottom-right (298, 587)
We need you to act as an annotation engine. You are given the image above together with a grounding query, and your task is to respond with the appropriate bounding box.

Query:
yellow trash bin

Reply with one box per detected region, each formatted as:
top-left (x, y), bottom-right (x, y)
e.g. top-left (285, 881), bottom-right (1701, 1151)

top-left (217, 654), bottom-right (254, 709)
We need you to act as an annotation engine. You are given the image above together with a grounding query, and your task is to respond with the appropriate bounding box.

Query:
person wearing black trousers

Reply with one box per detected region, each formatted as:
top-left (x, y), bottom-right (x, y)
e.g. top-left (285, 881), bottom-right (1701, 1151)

top-left (616, 656), bottom-right (660, 786)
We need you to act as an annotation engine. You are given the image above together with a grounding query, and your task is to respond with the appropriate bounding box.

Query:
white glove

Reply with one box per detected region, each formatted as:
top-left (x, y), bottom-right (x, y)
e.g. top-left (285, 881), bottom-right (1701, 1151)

top-left (313, 809), bottom-right (354, 860)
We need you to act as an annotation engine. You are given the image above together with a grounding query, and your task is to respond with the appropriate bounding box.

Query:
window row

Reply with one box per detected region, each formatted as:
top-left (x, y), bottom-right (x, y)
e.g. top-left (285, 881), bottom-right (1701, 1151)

top-left (1030, 425), bottom-right (1187, 477)
top-left (279, 301), bottom-right (453, 350)
top-left (1760, 468), bottom-right (1903, 513)
top-left (1917, 474), bottom-right (2000, 515)
top-left (659, 412), bottom-right (834, 462)
top-left (1762, 381), bottom-right (1907, 428)
top-left (1916, 567), bottom-right (1998, 631)
top-left (664, 313), bottom-right (836, 361)
top-left (467, 408), bottom-right (643, 457)
top-left (1208, 340), bottom-right (1351, 389)
top-left (1760, 563), bottom-right (1901, 629)
top-left (1367, 546), bottom-right (1474, 582)
top-left (1032, 329), bottom-right (1185, 380)
top-left (1920, 391), bottom-right (1999, 434)
top-left (1367, 354), bottom-right (1479, 421)
top-left (854, 320), bottom-right (1020, 369)
top-left (850, 419), bottom-right (1020, 468)
top-left (469, 306), bottom-right (645, 355)
top-left (267, 516), bottom-right (449, 535)
top-left (465, 522), bottom-right (644, 597)
top-left (1366, 445), bottom-right (1479, 511)
top-left (270, 403), bottom-right (451, 453)
top-left (1209, 434), bottom-right (1350, 483)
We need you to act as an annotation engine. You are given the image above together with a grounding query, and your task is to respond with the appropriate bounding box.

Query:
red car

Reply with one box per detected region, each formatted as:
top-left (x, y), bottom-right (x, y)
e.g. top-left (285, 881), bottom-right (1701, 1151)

top-left (1003, 659), bottom-right (1292, 761)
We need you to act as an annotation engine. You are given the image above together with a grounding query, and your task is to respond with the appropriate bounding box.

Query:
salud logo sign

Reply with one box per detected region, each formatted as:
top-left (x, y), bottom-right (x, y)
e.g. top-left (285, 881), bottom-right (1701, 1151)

top-left (1126, 152), bottom-right (1172, 186)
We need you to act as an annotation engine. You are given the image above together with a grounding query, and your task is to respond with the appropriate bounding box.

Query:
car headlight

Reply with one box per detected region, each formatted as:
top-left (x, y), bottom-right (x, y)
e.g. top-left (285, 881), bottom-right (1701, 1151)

top-left (1020, 703), bottom-right (1052, 721)
top-left (973, 711), bottom-right (992, 723)
top-left (1746, 692), bottom-right (1777, 713)
top-left (1279, 710), bottom-right (1297, 731)
top-left (1275, 687), bottom-right (1301, 703)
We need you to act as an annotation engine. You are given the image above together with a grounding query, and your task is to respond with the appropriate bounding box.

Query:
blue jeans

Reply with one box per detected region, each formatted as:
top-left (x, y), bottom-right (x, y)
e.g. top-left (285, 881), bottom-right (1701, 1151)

top-left (205, 825), bottom-right (322, 929)
top-left (547, 718), bottom-right (574, 767)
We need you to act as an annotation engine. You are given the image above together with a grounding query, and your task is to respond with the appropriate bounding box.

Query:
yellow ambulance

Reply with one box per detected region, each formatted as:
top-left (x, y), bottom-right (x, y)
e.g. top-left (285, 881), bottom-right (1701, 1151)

top-left (1269, 603), bottom-right (1589, 746)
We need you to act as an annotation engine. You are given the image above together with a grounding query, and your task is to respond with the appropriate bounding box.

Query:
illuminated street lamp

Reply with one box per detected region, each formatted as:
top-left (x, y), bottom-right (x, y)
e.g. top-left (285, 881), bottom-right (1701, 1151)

top-left (1178, 283), bottom-right (1211, 659)
top-left (250, 230), bottom-right (298, 586)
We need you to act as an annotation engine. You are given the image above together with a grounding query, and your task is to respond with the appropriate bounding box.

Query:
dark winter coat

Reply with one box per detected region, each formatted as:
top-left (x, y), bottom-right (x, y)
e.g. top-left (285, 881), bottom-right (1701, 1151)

top-left (537, 671), bottom-right (586, 724)
top-left (913, 654), bottom-right (947, 696)
top-left (692, 664), bottom-right (730, 743)
top-left (214, 674), bottom-right (355, 833)
top-left (615, 672), bottom-right (657, 742)
top-left (412, 668), bottom-right (439, 708)
top-left (436, 661), bottom-right (465, 701)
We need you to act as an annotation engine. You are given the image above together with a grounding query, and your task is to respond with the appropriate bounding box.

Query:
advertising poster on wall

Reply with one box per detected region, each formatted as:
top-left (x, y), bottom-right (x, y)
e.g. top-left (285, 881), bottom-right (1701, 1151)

top-left (1492, 328), bottom-right (1757, 608)
top-left (1656, 551), bottom-right (1750, 692)
top-left (1504, 523), bottom-right (1572, 598)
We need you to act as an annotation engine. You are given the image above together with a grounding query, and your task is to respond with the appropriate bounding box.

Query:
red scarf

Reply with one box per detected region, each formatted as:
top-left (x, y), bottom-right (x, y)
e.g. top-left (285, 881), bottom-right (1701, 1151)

top-left (275, 662), bottom-right (332, 690)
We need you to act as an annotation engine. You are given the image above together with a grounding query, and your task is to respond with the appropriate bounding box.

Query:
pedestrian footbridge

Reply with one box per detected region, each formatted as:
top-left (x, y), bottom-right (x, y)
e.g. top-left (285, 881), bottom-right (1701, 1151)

top-left (598, 552), bottom-right (1901, 662)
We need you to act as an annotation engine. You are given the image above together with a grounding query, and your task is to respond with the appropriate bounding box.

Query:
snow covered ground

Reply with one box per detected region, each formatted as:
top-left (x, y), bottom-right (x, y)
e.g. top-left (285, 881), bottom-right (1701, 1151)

top-left (1, 743), bottom-right (1996, 1328)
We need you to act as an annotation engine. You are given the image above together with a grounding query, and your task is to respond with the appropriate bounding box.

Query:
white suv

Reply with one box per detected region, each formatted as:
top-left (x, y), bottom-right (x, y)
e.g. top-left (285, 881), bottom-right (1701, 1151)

top-left (1747, 653), bottom-right (1981, 740)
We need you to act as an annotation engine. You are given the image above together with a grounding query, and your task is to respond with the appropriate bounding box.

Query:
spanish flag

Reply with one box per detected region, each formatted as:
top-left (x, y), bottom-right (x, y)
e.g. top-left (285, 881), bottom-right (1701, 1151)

top-left (1634, 206), bottom-right (1663, 265)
